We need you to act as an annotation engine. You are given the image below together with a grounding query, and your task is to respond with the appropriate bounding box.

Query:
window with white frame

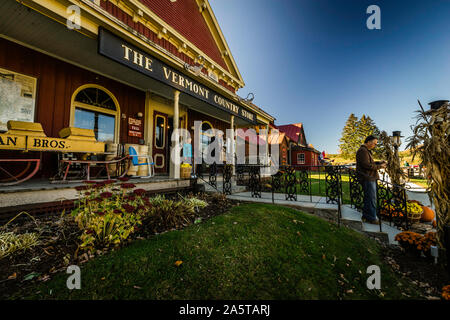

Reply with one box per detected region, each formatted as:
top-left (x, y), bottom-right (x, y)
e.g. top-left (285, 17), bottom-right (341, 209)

top-left (297, 153), bottom-right (305, 164)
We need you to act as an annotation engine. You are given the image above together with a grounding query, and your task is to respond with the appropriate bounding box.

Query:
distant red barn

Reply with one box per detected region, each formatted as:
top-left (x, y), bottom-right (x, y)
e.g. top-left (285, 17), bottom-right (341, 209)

top-left (276, 123), bottom-right (321, 168)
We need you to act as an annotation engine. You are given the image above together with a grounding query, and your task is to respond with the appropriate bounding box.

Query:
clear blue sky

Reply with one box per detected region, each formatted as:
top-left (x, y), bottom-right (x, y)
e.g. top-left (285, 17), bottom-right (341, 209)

top-left (209, 0), bottom-right (450, 153)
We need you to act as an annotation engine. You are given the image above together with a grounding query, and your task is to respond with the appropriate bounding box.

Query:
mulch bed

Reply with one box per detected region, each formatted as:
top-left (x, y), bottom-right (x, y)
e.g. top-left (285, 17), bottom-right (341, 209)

top-left (381, 242), bottom-right (449, 299)
top-left (0, 213), bottom-right (81, 299)
top-left (0, 192), bottom-right (238, 299)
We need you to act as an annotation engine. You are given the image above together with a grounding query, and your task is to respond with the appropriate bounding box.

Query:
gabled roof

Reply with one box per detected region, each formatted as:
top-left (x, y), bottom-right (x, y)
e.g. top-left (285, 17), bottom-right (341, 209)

top-left (276, 123), bottom-right (306, 145)
top-left (138, 0), bottom-right (244, 87)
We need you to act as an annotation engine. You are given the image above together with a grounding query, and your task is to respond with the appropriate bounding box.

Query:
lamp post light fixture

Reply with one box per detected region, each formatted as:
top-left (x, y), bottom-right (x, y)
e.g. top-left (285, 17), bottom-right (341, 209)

top-left (391, 131), bottom-right (403, 147)
top-left (428, 100), bottom-right (449, 111)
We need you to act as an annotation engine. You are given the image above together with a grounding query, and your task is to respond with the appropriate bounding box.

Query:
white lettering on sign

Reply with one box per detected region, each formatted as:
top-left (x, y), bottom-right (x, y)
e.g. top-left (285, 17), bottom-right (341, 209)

top-left (114, 35), bottom-right (255, 123)
top-left (121, 44), bottom-right (152, 71)
top-left (162, 67), bottom-right (211, 100)
top-left (128, 118), bottom-right (142, 126)
top-left (213, 95), bottom-right (240, 114)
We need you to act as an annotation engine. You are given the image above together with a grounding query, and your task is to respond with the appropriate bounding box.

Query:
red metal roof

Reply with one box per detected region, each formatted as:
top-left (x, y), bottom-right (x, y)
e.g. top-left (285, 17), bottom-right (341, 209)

top-left (139, 0), bottom-right (229, 72)
top-left (276, 123), bottom-right (303, 144)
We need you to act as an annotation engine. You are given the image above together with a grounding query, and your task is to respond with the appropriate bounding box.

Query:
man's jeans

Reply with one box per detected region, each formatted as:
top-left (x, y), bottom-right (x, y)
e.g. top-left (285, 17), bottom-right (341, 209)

top-left (362, 180), bottom-right (377, 221)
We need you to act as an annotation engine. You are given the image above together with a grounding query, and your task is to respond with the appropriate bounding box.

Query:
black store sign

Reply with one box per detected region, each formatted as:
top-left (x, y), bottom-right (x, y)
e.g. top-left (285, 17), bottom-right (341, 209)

top-left (98, 28), bottom-right (256, 124)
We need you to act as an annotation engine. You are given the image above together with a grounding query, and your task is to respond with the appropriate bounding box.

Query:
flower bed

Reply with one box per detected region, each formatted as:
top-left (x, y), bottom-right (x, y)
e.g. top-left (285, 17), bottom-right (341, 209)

top-left (394, 231), bottom-right (436, 258)
top-left (0, 183), bottom-right (238, 299)
top-left (380, 200), bottom-right (423, 224)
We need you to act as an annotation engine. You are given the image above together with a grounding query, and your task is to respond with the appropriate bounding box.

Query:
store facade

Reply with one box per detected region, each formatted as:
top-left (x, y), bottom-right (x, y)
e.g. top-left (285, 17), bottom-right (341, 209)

top-left (0, 0), bottom-right (275, 179)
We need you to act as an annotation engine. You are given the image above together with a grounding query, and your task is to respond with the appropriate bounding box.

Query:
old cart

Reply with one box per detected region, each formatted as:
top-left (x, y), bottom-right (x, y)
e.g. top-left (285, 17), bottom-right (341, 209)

top-left (0, 121), bottom-right (130, 186)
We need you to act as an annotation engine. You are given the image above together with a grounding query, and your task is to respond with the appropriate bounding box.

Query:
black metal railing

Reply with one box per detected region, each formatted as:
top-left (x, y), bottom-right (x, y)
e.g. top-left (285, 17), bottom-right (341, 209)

top-left (195, 162), bottom-right (234, 195)
top-left (196, 163), bottom-right (411, 232)
top-left (343, 166), bottom-right (411, 232)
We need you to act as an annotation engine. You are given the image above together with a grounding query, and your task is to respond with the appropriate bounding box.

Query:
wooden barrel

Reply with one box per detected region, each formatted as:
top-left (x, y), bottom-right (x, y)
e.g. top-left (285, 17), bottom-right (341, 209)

top-left (137, 145), bottom-right (149, 176)
top-left (106, 143), bottom-right (119, 155)
top-left (105, 154), bottom-right (117, 173)
top-left (124, 144), bottom-right (139, 176)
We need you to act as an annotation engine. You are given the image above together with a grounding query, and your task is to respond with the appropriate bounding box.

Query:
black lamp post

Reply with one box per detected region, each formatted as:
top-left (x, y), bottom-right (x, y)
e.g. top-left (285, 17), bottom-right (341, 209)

top-left (391, 131), bottom-right (403, 163)
top-left (391, 131), bottom-right (402, 148)
top-left (428, 100), bottom-right (449, 110)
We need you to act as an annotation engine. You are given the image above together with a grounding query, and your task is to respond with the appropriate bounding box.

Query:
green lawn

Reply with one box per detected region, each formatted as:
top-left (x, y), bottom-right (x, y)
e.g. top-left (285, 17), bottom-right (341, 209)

top-left (21, 203), bottom-right (421, 300)
top-left (408, 178), bottom-right (429, 188)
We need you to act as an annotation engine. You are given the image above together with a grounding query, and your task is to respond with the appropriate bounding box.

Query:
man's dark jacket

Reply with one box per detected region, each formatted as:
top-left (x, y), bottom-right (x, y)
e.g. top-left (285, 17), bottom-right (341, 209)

top-left (356, 144), bottom-right (382, 181)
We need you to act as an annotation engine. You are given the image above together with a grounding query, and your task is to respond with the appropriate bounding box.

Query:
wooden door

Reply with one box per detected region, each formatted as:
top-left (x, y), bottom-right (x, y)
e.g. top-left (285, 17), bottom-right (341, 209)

top-left (152, 111), bottom-right (168, 174)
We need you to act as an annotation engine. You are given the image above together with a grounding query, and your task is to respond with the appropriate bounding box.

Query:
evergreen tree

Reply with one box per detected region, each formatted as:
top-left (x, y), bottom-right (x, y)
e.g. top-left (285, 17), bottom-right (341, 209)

top-left (339, 113), bottom-right (384, 159)
top-left (338, 113), bottom-right (359, 158)
top-left (356, 115), bottom-right (384, 159)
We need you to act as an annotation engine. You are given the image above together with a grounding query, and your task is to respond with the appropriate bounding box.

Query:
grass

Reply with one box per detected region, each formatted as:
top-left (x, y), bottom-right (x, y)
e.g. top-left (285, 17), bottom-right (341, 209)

top-left (408, 178), bottom-right (429, 188)
top-left (21, 203), bottom-right (421, 300)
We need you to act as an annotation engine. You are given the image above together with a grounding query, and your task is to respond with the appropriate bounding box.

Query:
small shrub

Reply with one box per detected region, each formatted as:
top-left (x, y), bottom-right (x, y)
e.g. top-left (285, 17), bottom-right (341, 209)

top-left (72, 181), bottom-right (148, 252)
top-left (442, 285), bottom-right (450, 300)
top-left (394, 231), bottom-right (437, 257)
top-left (179, 194), bottom-right (208, 212)
top-left (142, 198), bottom-right (196, 234)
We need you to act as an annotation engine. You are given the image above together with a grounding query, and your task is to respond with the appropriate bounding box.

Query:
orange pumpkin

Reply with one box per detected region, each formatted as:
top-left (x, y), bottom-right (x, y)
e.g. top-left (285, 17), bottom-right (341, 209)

top-left (432, 220), bottom-right (437, 228)
top-left (421, 206), bottom-right (435, 222)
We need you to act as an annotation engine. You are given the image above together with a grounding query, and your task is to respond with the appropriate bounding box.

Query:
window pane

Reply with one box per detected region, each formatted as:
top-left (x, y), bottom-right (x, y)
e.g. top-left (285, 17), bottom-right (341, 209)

top-left (155, 116), bottom-right (165, 148)
top-left (97, 113), bottom-right (115, 143)
top-left (74, 108), bottom-right (95, 130)
top-left (74, 108), bottom-right (115, 143)
top-left (75, 88), bottom-right (116, 110)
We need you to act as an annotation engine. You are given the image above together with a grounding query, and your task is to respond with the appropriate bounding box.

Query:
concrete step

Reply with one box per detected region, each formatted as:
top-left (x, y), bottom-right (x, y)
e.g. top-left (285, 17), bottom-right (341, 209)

top-left (200, 180), bottom-right (247, 194)
top-left (340, 205), bottom-right (400, 245)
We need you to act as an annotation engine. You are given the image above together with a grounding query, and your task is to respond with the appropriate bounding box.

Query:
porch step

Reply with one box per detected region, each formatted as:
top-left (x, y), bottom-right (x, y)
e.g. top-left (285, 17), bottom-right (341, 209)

top-left (341, 205), bottom-right (401, 245)
top-left (200, 180), bottom-right (246, 194)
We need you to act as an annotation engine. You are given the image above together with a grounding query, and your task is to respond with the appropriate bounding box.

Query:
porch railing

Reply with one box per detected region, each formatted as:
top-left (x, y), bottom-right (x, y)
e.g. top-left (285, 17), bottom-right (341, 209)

top-left (205, 164), bottom-right (412, 232)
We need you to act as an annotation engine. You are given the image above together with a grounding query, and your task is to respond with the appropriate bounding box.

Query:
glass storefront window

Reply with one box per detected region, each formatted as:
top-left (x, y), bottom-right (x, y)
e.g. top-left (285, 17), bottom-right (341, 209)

top-left (74, 108), bottom-right (115, 143)
top-left (72, 86), bottom-right (118, 143)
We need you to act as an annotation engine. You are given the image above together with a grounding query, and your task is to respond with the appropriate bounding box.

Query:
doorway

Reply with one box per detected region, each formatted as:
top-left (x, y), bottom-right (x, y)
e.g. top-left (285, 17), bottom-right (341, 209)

top-left (152, 110), bottom-right (168, 174)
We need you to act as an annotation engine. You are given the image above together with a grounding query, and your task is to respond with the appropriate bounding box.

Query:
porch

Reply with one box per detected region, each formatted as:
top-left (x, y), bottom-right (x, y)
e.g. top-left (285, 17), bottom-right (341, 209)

top-left (0, 175), bottom-right (192, 220)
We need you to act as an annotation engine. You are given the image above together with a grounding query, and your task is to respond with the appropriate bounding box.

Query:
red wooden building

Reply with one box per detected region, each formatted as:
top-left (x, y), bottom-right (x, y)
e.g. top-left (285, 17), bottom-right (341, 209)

top-left (276, 123), bottom-right (321, 168)
top-left (0, 0), bottom-right (275, 180)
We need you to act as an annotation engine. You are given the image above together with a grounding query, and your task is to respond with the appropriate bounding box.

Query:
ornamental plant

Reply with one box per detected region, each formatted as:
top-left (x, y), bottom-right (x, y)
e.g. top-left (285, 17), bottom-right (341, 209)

top-left (72, 182), bottom-right (209, 251)
top-left (72, 180), bottom-right (147, 252)
top-left (394, 231), bottom-right (437, 257)
top-left (442, 285), bottom-right (450, 300)
top-left (416, 231), bottom-right (437, 256)
top-left (380, 200), bottom-right (423, 222)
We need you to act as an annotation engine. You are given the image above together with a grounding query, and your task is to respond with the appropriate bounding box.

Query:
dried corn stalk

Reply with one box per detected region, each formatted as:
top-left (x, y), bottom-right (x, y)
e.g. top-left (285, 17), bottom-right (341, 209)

top-left (406, 100), bottom-right (449, 248)
top-left (379, 130), bottom-right (406, 186)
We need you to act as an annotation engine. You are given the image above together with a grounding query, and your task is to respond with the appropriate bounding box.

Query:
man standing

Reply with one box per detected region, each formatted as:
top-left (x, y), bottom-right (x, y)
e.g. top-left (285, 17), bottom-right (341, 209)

top-left (356, 135), bottom-right (387, 224)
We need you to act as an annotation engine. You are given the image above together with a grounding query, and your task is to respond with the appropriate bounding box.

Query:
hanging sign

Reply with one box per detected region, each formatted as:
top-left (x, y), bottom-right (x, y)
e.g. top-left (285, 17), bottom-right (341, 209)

top-left (98, 28), bottom-right (257, 124)
top-left (128, 117), bottom-right (142, 138)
